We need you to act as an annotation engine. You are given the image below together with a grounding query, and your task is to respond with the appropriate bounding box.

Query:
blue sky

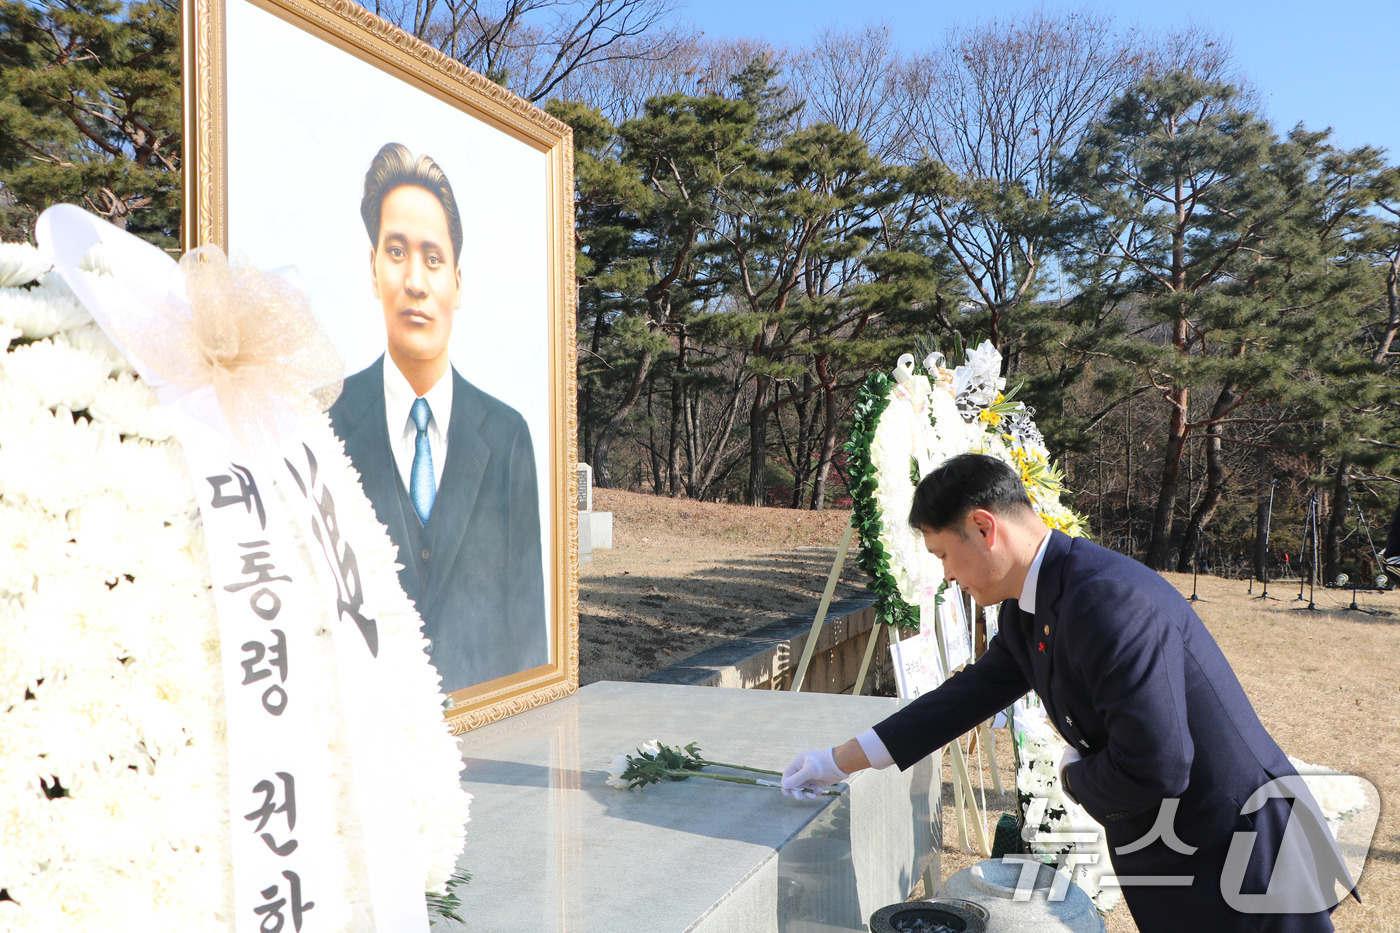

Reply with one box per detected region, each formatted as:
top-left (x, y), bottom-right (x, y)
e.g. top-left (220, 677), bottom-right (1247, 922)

top-left (681, 0), bottom-right (1400, 160)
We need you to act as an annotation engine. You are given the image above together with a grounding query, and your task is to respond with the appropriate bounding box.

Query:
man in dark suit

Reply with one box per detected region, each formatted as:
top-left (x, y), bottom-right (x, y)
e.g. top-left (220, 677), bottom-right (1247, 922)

top-left (783, 454), bottom-right (1353, 931)
top-left (329, 142), bottom-right (547, 693)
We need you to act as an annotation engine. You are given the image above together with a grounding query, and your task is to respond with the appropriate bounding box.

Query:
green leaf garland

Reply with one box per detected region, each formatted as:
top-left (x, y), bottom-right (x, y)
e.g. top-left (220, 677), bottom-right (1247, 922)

top-left (846, 371), bottom-right (921, 632)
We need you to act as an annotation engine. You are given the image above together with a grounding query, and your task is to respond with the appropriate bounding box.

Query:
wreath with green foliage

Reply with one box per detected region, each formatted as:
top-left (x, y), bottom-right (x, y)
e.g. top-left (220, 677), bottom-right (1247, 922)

top-left (847, 371), bottom-right (920, 631)
top-left (845, 344), bottom-right (1086, 632)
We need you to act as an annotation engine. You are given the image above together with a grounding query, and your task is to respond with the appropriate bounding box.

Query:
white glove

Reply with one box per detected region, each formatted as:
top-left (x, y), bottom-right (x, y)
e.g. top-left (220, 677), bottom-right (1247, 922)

top-left (1057, 745), bottom-right (1082, 802)
top-left (781, 748), bottom-right (848, 799)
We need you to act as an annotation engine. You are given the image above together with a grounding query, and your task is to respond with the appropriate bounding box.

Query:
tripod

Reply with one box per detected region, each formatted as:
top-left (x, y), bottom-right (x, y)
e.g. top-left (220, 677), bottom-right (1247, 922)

top-left (1291, 491), bottom-right (1321, 612)
top-left (1342, 578), bottom-right (1379, 616)
top-left (1254, 480), bottom-right (1280, 601)
top-left (1340, 501), bottom-right (1391, 616)
top-left (1354, 500), bottom-right (1389, 589)
top-left (1189, 536), bottom-right (1207, 603)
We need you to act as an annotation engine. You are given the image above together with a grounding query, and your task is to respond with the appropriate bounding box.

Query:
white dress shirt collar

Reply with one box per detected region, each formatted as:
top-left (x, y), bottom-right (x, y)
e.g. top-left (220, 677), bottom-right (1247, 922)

top-left (382, 357), bottom-right (453, 494)
top-left (1018, 528), bottom-right (1053, 615)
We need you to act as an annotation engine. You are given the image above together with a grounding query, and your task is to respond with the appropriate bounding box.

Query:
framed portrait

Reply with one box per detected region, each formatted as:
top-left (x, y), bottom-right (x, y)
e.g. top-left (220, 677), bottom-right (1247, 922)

top-left (182, 0), bottom-right (578, 732)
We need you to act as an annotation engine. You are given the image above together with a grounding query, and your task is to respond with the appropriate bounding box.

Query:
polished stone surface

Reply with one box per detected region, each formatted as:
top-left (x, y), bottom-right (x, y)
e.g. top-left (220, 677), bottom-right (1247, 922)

top-left (440, 681), bottom-right (938, 932)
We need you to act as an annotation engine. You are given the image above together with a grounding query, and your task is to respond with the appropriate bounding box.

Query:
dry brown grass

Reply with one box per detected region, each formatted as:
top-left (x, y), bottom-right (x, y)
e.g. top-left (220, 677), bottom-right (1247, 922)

top-left (578, 490), bottom-right (1399, 930)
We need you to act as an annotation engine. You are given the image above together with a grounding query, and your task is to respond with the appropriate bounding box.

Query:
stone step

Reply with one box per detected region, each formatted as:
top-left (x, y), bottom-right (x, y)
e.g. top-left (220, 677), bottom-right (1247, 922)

top-left (640, 597), bottom-right (893, 694)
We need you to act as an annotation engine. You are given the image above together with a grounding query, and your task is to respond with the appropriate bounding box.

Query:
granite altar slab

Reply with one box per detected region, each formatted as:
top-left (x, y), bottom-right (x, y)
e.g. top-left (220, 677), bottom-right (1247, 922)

top-left (440, 681), bottom-right (939, 932)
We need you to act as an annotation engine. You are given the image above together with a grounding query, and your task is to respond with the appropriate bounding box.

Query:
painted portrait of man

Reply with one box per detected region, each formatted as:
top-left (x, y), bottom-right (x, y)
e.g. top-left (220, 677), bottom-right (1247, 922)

top-left (329, 141), bottom-right (549, 693)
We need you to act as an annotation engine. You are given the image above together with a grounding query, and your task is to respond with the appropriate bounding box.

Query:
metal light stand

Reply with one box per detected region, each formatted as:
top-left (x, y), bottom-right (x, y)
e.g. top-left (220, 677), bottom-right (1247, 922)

top-left (1340, 501), bottom-right (1391, 617)
top-left (1254, 480), bottom-right (1280, 601)
top-left (1189, 536), bottom-right (1207, 603)
top-left (1292, 492), bottom-right (1321, 612)
top-left (1342, 577), bottom-right (1379, 616)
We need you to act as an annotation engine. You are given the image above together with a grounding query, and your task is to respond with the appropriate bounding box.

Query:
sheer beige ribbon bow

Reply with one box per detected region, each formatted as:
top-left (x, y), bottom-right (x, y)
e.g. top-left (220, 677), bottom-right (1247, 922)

top-left (104, 245), bottom-right (343, 452)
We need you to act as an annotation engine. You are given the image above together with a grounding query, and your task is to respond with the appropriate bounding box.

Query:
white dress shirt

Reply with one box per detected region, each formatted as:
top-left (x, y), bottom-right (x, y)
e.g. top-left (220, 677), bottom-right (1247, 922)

top-left (855, 527), bottom-right (1053, 770)
top-left (1018, 529), bottom-right (1052, 614)
top-left (382, 358), bottom-right (453, 495)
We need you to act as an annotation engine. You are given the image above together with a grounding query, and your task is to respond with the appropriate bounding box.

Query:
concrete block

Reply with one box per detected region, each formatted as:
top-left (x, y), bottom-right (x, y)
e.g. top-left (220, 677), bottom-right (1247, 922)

top-left (578, 510), bottom-right (593, 564)
top-left (589, 510), bottom-right (613, 549)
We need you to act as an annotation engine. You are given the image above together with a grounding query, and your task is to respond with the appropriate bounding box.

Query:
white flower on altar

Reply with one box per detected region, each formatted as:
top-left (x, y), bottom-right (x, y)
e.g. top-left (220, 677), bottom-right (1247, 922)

top-left (606, 754), bottom-right (637, 790)
top-left (0, 243), bottom-right (49, 288)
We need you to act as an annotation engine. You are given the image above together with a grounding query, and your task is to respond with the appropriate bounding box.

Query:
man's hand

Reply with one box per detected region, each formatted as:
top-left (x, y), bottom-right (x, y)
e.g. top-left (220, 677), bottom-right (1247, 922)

top-left (1057, 745), bottom-right (1082, 802)
top-left (781, 748), bottom-right (848, 799)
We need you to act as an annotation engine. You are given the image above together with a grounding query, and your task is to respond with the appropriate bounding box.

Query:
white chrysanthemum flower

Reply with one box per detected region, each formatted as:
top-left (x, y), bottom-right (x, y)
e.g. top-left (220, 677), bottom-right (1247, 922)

top-left (64, 322), bottom-right (136, 377)
top-left (0, 243), bottom-right (49, 288)
top-left (0, 499), bottom-right (67, 602)
top-left (0, 409), bottom-right (110, 513)
top-left (79, 242), bottom-right (118, 277)
top-left (0, 278), bottom-right (90, 339)
top-left (88, 371), bottom-right (174, 440)
top-left (606, 753), bottom-right (634, 789)
top-left (2, 336), bottom-right (110, 411)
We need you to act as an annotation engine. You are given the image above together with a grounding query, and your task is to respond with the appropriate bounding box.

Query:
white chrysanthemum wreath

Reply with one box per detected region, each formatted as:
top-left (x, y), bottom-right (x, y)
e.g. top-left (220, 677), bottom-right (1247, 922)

top-left (0, 242), bottom-right (470, 930)
top-left (847, 341), bottom-right (1085, 634)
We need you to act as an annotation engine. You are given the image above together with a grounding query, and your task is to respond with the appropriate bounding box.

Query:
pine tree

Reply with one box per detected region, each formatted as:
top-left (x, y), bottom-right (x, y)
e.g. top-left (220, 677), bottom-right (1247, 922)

top-left (1054, 71), bottom-right (1315, 569)
top-left (0, 0), bottom-right (181, 245)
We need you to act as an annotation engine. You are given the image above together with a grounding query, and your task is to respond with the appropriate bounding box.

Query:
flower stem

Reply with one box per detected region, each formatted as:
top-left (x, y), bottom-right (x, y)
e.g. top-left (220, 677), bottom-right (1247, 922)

top-left (695, 759), bottom-right (782, 777)
top-left (660, 769), bottom-right (840, 795)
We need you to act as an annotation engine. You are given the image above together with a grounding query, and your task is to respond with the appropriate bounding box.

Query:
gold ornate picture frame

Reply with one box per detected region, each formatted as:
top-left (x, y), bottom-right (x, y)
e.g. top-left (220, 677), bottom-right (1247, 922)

top-left (183, 0), bottom-right (578, 732)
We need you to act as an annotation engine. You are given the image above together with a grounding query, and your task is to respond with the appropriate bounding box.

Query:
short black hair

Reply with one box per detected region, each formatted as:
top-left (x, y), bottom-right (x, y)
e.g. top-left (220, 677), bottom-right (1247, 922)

top-left (361, 142), bottom-right (463, 263)
top-left (908, 453), bottom-right (1034, 532)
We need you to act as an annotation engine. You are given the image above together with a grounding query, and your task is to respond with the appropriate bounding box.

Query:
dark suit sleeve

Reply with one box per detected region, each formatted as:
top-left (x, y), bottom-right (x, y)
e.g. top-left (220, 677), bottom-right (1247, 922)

top-left (1060, 574), bottom-right (1194, 821)
top-left (507, 416), bottom-right (548, 667)
top-left (872, 627), bottom-right (1029, 770)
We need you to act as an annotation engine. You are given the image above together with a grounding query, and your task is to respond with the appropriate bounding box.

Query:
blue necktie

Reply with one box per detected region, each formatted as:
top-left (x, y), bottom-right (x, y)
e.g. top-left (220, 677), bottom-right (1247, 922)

top-left (409, 397), bottom-right (435, 525)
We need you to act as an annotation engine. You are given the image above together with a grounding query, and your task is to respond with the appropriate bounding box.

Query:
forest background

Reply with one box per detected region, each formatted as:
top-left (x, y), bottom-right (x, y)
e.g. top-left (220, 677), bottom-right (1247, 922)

top-left (5, 0), bottom-right (1400, 579)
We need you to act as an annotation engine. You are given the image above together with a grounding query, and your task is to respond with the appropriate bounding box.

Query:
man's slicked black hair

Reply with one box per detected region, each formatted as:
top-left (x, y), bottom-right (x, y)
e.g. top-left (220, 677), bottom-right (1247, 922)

top-left (907, 453), bottom-right (1034, 532)
top-left (361, 142), bottom-right (463, 264)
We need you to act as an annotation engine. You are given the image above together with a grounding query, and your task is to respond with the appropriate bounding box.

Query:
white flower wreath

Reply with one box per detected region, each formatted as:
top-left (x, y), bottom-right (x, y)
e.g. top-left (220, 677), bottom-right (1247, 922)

top-left (849, 341), bottom-right (1085, 634)
top-left (0, 247), bottom-right (469, 930)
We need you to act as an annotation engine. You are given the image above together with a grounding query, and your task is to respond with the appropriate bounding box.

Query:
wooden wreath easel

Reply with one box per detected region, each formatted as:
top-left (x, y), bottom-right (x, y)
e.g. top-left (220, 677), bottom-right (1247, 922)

top-left (789, 518), bottom-right (999, 857)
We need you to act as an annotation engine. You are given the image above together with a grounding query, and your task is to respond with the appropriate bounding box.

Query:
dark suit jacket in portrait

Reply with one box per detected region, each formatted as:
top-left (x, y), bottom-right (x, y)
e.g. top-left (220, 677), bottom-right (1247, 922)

top-left (872, 531), bottom-right (1352, 932)
top-left (329, 356), bottom-right (548, 692)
